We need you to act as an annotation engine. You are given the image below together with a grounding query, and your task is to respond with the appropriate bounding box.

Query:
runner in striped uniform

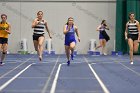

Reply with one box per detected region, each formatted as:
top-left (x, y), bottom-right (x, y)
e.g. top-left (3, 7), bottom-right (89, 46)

top-left (32, 11), bottom-right (52, 61)
top-left (125, 12), bottom-right (140, 64)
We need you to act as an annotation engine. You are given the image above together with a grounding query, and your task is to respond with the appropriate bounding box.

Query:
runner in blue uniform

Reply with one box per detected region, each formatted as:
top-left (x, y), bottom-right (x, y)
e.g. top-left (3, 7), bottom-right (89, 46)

top-left (63, 17), bottom-right (80, 66)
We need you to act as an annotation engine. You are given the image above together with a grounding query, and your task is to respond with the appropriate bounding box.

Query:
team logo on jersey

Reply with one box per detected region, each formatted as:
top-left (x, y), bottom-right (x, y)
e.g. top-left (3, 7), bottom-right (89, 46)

top-left (0, 27), bottom-right (8, 30)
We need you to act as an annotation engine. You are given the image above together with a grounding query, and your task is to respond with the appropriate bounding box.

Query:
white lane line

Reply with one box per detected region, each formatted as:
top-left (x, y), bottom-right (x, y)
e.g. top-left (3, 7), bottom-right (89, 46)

top-left (59, 77), bottom-right (95, 80)
top-left (0, 56), bottom-right (34, 79)
top-left (31, 61), bottom-right (58, 65)
top-left (109, 58), bottom-right (140, 77)
top-left (90, 61), bottom-right (127, 65)
top-left (84, 56), bottom-right (110, 93)
top-left (119, 62), bottom-right (140, 77)
top-left (88, 64), bottom-right (110, 93)
top-left (1, 77), bottom-right (49, 79)
top-left (4, 62), bottom-right (18, 64)
top-left (41, 56), bottom-right (60, 93)
top-left (0, 63), bottom-right (33, 91)
top-left (91, 63), bottom-right (96, 65)
top-left (55, 90), bottom-right (102, 93)
top-left (50, 64), bottom-right (62, 93)
top-left (61, 62), bottom-right (84, 65)
top-left (2, 90), bottom-right (41, 92)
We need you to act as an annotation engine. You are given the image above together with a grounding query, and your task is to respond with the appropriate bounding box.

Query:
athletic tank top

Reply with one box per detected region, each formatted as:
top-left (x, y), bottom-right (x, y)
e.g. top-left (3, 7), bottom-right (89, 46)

top-left (65, 25), bottom-right (75, 39)
top-left (0, 22), bottom-right (9, 38)
top-left (99, 25), bottom-right (106, 32)
top-left (128, 20), bottom-right (138, 34)
top-left (34, 20), bottom-right (45, 35)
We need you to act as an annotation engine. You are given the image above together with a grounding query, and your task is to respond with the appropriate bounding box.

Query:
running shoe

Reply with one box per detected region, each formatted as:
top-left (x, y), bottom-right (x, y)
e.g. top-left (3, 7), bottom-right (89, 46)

top-left (71, 54), bottom-right (74, 60)
top-left (39, 56), bottom-right (42, 61)
top-left (130, 61), bottom-right (133, 65)
top-left (0, 62), bottom-right (4, 66)
top-left (67, 61), bottom-right (70, 66)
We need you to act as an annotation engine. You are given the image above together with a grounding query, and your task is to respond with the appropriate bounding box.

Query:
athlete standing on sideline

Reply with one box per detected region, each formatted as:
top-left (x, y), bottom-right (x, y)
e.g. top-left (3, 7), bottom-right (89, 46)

top-left (125, 12), bottom-right (140, 64)
top-left (63, 17), bottom-right (80, 66)
top-left (0, 14), bottom-right (11, 65)
top-left (32, 11), bottom-right (52, 61)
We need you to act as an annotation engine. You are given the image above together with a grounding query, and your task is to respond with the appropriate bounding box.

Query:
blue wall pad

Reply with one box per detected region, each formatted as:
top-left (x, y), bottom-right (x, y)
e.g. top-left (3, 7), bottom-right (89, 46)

top-left (50, 50), bottom-right (55, 55)
top-left (88, 51), bottom-right (93, 55)
top-left (118, 51), bottom-right (123, 55)
top-left (111, 51), bottom-right (117, 55)
top-left (88, 51), bottom-right (100, 55)
top-left (43, 50), bottom-right (49, 55)
top-left (92, 51), bottom-right (100, 55)
top-left (43, 50), bottom-right (55, 55)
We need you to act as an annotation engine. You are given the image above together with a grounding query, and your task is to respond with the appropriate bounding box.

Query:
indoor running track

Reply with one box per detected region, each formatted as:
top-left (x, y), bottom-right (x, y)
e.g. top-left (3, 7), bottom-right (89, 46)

top-left (0, 54), bottom-right (140, 93)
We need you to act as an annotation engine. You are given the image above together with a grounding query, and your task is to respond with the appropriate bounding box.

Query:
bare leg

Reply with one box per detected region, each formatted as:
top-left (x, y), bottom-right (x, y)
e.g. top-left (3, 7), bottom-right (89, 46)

top-left (96, 39), bottom-right (104, 54)
top-left (69, 42), bottom-right (76, 60)
top-left (0, 44), bottom-right (2, 64)
top-left (133, 40), bottom-right (139, 53)
top-left (102, 39), bottom-right (107, 55)
top-left (95, 39), bottom-right (103, 50)
top-left (128, 39), bottom-right (134, 63)
top-left (65, 45), bottom-right (70, 61)
top-left (38, 36), bottom-right (45, 61)
top-left (1, 44), bottom-right (8, 62)
top-left (33, 40), bottom-right (39, 55)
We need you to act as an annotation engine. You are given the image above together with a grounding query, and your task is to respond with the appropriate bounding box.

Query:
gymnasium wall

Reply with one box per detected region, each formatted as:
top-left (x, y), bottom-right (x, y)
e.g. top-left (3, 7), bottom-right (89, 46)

top-left (0, 0), bottom-right (116, 54)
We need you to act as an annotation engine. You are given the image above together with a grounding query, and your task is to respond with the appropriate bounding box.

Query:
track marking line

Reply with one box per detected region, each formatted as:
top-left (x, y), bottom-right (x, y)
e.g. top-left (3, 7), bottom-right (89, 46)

top-left (1, 77), bottom-right (49, 79)
top-left (109, 58), bottom-right (140, 77)
top-left (61, 62), bottom-right (84, 65)
top-left (31, 61), bottom-right (58, 65)
top-left (119, 62), bottom-right (140, 77)
top-left (0, 63), bottom-right (33, 91)
top-left (88, 64), bottom-right (110, 93)
top-left (91, 63), bottom-right (96, 65)
top-left (59, 77), bottom-right (96, 80)
top-left (84, 56), bottom-right (110, 93)
top-left (0, 56), bottom-right (34, 79)
top-left (90, 61), bottom-right (128, 65)
top-left (50, 64), bottom-right (62, 93)
top-left (41, 56), bottom-right (60, 93)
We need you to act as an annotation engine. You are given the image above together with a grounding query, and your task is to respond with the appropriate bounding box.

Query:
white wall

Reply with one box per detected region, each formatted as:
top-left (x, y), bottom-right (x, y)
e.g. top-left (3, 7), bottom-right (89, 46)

top-left (0, 1), bottom-right (116, 54)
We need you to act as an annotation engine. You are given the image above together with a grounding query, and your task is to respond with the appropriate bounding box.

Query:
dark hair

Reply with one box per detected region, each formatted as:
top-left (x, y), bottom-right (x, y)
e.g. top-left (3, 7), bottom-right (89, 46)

top-left (101, 20), bottom-right (106, 24)
top-left (37, 11), bottom-right (43, 15)
top-left (1, 14), bottom-right (7, 19)
top-left (129, 12), bottom-right (135, 19)
top-left (66, 17), bottom-right (74, 25)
